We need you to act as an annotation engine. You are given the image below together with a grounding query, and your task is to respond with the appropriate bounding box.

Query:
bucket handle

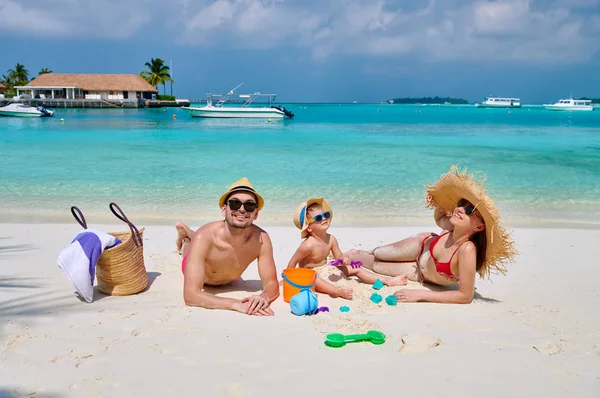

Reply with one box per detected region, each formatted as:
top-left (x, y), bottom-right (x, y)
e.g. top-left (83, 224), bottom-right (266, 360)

top-left (70, 206), bottom-right (88, 229)
top-left (282, 272), bottom-right (318, 315)
top-left (281, 272), bottom-right (316, 290)
top-left (109, 202), bottom-right (143, 247)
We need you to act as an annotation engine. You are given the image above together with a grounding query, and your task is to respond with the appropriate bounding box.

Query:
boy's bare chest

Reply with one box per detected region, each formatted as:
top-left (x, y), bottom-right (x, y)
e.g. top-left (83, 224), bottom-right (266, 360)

top-left (307, 241), bottom-right (332, 263)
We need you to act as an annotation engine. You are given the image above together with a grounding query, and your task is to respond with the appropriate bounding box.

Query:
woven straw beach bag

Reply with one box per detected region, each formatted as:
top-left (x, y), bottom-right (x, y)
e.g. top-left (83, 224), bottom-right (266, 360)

top-left (71, 203), bottom-right (148, 296)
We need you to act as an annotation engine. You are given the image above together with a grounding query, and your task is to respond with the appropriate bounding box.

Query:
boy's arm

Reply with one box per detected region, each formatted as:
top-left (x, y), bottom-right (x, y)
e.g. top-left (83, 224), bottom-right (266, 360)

top-left (330, 235), bottom-right (349, 264)
top-left (286, 240), bottom-right (312, 268)
top-left (330, 235), bottom-right (343, 259)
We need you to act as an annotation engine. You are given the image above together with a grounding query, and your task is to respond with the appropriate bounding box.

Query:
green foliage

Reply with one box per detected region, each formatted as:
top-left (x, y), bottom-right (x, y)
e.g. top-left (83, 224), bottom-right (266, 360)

top-left (2, 63), bottom-right (30, 94)
top-left (157, 95), bottom-right (176, 101)
top-left (578, 97), bottom-right (600, 104)
top-left (38, 68), bottom-right (53, 76)
top-left (7, 63), bottom-right (29, 86)
top-left (140, 58), bottom-right (173, 94)
top-left (389, 96), bottom-right (469, 104)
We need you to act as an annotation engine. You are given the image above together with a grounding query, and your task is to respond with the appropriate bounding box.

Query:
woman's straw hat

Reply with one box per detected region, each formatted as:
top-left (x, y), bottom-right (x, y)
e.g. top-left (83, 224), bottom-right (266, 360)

top-left (218, 177), bottom-right (264, 211)
top-left (426, 165), bottom-right (518, 279)
top-left (293, 198), bottom-right (333, 239)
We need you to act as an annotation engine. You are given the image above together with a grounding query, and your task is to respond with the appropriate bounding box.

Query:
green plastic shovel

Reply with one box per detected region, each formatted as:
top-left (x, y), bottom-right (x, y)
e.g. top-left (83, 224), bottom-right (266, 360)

top-left (324, 330), bottom-right (386, 348)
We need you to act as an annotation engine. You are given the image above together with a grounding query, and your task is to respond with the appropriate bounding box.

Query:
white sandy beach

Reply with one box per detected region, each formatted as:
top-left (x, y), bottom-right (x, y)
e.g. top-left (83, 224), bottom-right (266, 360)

top-left (1, 223), bottom-right (599, 397)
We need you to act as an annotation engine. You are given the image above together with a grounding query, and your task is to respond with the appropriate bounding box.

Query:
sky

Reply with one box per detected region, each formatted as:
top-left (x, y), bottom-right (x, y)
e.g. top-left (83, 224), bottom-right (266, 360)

top-left (1, 0), bottom-right (600, 103)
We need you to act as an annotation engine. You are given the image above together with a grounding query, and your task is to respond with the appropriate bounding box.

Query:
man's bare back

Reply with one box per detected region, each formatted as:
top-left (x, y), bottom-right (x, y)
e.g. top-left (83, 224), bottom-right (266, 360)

top-left (178, 221), bottom-right (265, 285)
top-left (175, 178), bottom-right (280, 316)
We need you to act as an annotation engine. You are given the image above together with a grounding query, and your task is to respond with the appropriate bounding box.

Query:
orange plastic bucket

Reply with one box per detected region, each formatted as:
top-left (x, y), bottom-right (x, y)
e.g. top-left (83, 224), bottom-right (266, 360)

top-left (282, 268), bottom-right (317, 303)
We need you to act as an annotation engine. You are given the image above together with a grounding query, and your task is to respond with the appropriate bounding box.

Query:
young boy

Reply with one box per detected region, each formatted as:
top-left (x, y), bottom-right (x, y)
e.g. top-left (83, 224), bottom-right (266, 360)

top-left (287, 198), bottom-right (408, 300)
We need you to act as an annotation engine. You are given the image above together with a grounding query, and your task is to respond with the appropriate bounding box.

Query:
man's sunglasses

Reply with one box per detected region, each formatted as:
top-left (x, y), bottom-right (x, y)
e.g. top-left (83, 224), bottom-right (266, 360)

top-left (309, 211), bottom-right (331, 223)
top-left (228, 199), bottom-right (258, 212)
top-left (457, 199), bottom-right (479, 216)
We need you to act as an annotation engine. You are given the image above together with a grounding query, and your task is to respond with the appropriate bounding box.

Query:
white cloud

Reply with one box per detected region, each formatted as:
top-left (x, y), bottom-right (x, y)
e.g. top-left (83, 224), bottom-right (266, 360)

top-left (0, 0), bottom-right (69, 35)
top-left (472, 0), bottom-right (534, 35)
top-left (0, 0), bottom-right (158, 38)
top-left (0, 0), bottom-right (599, 63)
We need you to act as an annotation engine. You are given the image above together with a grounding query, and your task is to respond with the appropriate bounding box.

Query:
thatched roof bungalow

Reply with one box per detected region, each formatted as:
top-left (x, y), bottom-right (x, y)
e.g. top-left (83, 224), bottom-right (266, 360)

top-left (15, 74), bottom-right (158, 100)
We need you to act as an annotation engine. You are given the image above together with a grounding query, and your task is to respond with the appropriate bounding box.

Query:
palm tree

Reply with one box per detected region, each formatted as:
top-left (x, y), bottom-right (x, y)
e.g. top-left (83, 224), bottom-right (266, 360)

top-left (162, 76), bottom-right (174, 95)
top-left (1, 74), bottom-right (13, 88)
top-left (1, 74), bottom-right (15, 94)
top-left (140, 58), bottom-right (172, 94)
top-left (38, 68), bottom-right (53, 76)
top-left (8, 63), bottom-right (29, 86)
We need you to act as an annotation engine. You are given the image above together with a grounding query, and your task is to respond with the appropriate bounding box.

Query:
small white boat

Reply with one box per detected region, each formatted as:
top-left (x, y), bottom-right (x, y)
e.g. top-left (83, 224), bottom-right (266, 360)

top-left (182, 83), bottom-right (294, 119)
top-left (543, 98), bottom-right (594, 111)
top-left (475, 97), bottom-right (521, 108)
top-left (0, 102), bottom-right (55, 117)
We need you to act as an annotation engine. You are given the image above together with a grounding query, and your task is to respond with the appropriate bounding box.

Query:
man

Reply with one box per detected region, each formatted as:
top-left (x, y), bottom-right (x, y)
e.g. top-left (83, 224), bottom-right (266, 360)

top-left (175, 177), bottom-right (280, 316)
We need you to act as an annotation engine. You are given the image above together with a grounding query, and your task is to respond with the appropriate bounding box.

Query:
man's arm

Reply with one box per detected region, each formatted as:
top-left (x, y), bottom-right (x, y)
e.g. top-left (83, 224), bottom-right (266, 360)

top-left (256, 231), bottom-right (280, 304)
top-left (183, 231), bottom-right (244, 312)
top-left (241, 231), bottom-right (280, 316)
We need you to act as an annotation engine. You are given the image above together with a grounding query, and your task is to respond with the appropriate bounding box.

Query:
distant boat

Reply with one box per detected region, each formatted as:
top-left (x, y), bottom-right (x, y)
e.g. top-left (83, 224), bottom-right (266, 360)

top-left (0, 102), bottom-right (54, 117)
top-left (543, 98), bottom-right (593, 111)
top-left (475, 97), bottom-right (521, 108)
top-left (181, 83), bottom-right (294, 119)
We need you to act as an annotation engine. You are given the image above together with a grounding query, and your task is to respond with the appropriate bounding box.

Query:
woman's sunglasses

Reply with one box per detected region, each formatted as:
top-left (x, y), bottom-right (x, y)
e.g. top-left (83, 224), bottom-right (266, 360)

top-left (457, 199), bottom-right (479, 216)
top-left (228, 199), bottom-right (258, 212)
top-left (309, 211), bottom-right (331, 223)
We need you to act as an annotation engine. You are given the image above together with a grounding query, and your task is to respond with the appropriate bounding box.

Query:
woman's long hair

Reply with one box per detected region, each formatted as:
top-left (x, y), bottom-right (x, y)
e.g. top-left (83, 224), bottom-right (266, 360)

top-left (470, 230), bottom-right (487, 272)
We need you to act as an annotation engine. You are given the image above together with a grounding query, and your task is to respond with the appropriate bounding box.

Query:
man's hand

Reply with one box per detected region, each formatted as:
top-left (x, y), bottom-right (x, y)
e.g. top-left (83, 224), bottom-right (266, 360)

top-left (232, 299), bottom-right (274, 316)
top-left (241, 295), bottom-right (274, 316)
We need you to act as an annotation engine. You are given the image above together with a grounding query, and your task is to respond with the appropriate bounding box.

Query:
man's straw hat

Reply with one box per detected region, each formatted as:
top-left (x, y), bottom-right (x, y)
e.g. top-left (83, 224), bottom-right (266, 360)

top-left (426, 165), bottom-right (518, 279)
top-left (293, 198), bottom-right (333, 239)
top-left (218, 177), bottom-right (264, 211)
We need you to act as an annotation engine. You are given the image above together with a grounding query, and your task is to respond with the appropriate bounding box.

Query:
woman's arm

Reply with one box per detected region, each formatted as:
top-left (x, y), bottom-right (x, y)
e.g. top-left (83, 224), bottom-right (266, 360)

top-left (394, 243), bottom-right (477, 304)
top-left (434, 207), bottom-right (453, 231)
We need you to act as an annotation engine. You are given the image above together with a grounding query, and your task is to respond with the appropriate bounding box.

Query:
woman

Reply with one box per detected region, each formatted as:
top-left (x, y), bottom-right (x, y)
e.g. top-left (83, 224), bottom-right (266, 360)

top-left (348, 166), bottom-right (518, 304)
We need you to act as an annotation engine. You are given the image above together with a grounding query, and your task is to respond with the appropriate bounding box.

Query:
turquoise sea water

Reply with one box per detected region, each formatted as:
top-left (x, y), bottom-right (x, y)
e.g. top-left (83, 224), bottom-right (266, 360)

top-left (1, 104), bottom-right (599, 227)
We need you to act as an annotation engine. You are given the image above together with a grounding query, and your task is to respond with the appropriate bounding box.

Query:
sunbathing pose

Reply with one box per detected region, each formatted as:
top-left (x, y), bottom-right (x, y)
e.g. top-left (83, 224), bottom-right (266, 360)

top-left (347, 166), bottom-right (518, 304)
top-left (175, 178), bottom-right (279, 316)
top-left (287, 198), bottom-right (408, 301)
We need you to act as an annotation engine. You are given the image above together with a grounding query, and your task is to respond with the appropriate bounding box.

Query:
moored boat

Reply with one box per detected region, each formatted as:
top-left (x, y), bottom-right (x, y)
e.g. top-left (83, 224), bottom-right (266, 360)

top-left (475, 97), bottom-right (521, 108)
top-left (0, 102), bottom-right (55, 117)
top-left (181, 83), bottom-right (294, 119)
top-left (543, 98), bottom-right (593, 111)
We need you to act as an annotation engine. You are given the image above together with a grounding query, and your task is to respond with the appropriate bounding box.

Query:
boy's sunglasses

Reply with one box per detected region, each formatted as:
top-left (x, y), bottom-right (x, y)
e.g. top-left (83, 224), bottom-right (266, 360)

top-left (228, 199), bottom-right (258, 212)
top-left (457, 199), bottom-right (479, 216)
top-left (309, 211), bottom-right (331, 223)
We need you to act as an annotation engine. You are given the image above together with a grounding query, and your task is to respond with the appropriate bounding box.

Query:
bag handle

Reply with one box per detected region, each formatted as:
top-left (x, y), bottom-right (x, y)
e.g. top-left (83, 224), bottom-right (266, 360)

top-left (70, 206), bottom-right (88, 229)
top-left (109, 202), bottom-right (143, 247)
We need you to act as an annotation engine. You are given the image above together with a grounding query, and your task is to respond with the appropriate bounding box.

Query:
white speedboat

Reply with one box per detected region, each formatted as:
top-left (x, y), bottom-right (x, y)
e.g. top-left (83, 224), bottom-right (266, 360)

top-left (182, 83), bottom-right (294, 119)
top-left (475, 97), bottom-right (521, 108)
top-left (543, 98), bottom-right (594, 111)
top-left (0, 102), bottom-right (55, 117)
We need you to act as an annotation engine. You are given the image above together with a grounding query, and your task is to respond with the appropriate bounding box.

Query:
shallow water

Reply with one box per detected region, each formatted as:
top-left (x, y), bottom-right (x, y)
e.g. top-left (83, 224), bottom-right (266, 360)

top-left (1, 104), bottom-right (599, 227)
